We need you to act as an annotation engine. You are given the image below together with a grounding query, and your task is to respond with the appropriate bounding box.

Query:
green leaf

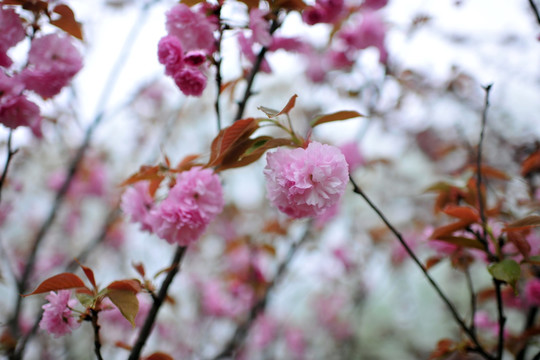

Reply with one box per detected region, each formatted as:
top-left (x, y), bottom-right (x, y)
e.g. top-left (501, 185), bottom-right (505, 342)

top-left (310, 110), bottom-right (364, 128)
top-left (524, 255), bottom-right (540, 265)
top-left (488, 259), bottom-right (521, 290)
top-left (258, 106), bottom-right (279, 118)
top-left (76, 292), bottom-right (94, 308)
top-left (107, 289), bottom-right (139, 327)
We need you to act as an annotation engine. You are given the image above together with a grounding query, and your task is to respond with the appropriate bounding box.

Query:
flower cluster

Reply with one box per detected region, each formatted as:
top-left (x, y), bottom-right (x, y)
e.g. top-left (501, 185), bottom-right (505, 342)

top-left (0, 7), bottom-right (83, 135)
top-left (264, 142), bottom-right (349, 219)
top-left (122, 167), bottom-right (225, 246)
top-left (39, 290), bottom-right (80, 337)
top-left (158, 4), bottom-right (218, 96)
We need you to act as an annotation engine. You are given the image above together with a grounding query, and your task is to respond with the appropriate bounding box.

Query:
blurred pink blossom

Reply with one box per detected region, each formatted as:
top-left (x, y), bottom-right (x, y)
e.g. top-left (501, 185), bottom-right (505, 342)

top-left (249, 8), bottom-right (272, 47)
top-left (165, 3), bottom-right (217, 54)
top-left (121, 181), bottom-right (155, 232)
top-left (302, 0), bottom-right (344, 25)
top-left (339, 141), bottom-right (365, 172)
top-left (315, 294), bottom-right (354, 340)
top-left (237, 32), bottom-right (272, 73)
top-left (39, 290), bottom-right (80, 337)
top-left (149, 167), bottom-right (224, 246)
top-left (339, 11), bottom-right (388, 64)
top-left (525, 278), bottom-right (540, 306)
top-left (21, 34), bottom-right (83, 99)
top-left (264, 142), bottom-right (349, 218)
top-left (285, 326), bottom-right (306, 359)
top-left (0, 7), bottom-right (25, 67)
top-left (363, 0), bottom-right (388, 10)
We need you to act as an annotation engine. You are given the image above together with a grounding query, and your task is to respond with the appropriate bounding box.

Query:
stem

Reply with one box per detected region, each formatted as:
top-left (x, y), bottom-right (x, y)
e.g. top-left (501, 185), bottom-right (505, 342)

top-left (475, 84), bottom-right (493, 256)
top-left (212, 224), bottom-right (312, 359)
top-left (349, 176), bottom-right (494, 360)
top-left (464, 267), bottom-right (477, 333)
top-left (91, 309), bottom-right (104, 360)
top-left (214, 7), bottom-right (224, 131)
top-left (9, 3), bottom-right (156, 358)
top-left (516, 306), bottom-right (538, 360)
top-left (127, 245), bottom-right (187, 360)
top-left (529, 0), bottom-right (540, 26)
top-left (0, 130), bottom-right (18, 204)
top-left (493, 279), bottom-right (506, 360)
top-left (234, 16), bottom-right (281, 121)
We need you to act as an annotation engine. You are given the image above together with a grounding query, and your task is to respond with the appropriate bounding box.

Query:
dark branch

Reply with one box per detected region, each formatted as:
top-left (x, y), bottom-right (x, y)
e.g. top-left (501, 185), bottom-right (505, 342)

top-left (0, 130), bottom-right (18, 204)
top-left (128, 245), bottom-right (187, 360)
top-left (234, 16), bottom-right (281, 122)
top-left (529, 0), bottom-right (540, 26)
top-left (91, 309), bottom-right (104, 360)
top-left (349, 176), bottom-right (494, 360)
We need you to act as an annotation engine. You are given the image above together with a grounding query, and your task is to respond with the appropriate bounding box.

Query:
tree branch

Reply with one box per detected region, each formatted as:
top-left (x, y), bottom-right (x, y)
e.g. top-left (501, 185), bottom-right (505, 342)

top-left (529, 0), bottom-right (540, 26)
top-left (91, 309), bottom-right (104, 360)
top-left (234, 16), bottom-right (281, 122)
top-left (349, 176), bottom-right (494, 360)
top-left (0, 130), bottom-right (18, 205)
top-left (128, 245), bottom-right (187, 360)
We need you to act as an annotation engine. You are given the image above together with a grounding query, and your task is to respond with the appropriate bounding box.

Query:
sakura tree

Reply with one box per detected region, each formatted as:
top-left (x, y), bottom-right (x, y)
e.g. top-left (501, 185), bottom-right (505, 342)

top-left (1, 0), bottom-right (540, 359)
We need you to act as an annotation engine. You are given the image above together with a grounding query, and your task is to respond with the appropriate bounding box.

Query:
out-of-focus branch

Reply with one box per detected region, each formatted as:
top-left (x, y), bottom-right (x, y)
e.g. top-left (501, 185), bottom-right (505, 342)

top-left (91, 309), bottom-right (104, 360)
top-left (212, 224), bottom-right (312, 360)
top-left (529, 0), bottom-right (540, 26)
top-left (128, 245), bottom-right (187, 360)
top-left (349, 176), bottom-right (495, 360)
top-left (0, 130), bottom-right (18, 204)
top-left (214, 6), bottom-right (224, 131)
top-left (234, 16), bottom-right (281, 122)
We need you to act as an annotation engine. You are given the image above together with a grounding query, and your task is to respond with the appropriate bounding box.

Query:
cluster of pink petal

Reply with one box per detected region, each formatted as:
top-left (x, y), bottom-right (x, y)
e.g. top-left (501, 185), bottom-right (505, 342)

top-left (149, 167), bottom-right (224, 246)
top-left (0, 71), bottom-right (41, 136)
top-left (120, 181), bottom-right (155, 232)
top-left (525, 278), bottom-right (540, 306)
top-left (0, 7), bottom-right (25, 67)
top-left (21, 33), bottom-right (83, 99)
top-left (39, 290), bottom-right (80, 337)
top-left (158, 4), bottom-right (217, 96)
top-left (249, 9), bottom-right (272, 47)
top-left (237, 32), bottom-right (272, 73)
top-left (199, 279), bottom-right (254, 318)
top-left (264, 142), bottom-right (349, 219)
top-left (314, 294), bottom-right (354, 340)
top-left (339, 11), bottom-right (388, 64)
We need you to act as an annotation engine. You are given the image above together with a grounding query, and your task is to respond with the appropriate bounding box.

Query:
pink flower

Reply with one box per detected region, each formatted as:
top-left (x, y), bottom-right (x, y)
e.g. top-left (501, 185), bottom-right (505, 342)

top-left (302, 0), bottom-right (344, 25)
top-left (121, 181), bottom-right (155, 232)
top-left (339, 141), bottom-right (365, 172)
top-left (269, 36), bottom-right (307, 53)
top-left (22, 34), bottom-right (83, 98)
top-left (165, 4), bottom-right (217, 54)
top-left (199, 280), bottom-right (253, 318)
top-left (39, 290), bottom-right (80, 337)
top-left (363, 0), bottom-right (388, 10)
top-left (249, 8), bottom-right (272, 47)
top-left (173, 67), bottom-right (207, 96)
top-left (0, 7), bottom-right (26, 67)
top-left (149, 167), bottom-right (224, 246)
top-left (339, 12), bottom-right (387, 64)
top-left (0, 94), bottom-right (41, 135)
top-left (264, 142), bottom-right (349, 218)
top-left (157, 35), bottom-right (184, 76)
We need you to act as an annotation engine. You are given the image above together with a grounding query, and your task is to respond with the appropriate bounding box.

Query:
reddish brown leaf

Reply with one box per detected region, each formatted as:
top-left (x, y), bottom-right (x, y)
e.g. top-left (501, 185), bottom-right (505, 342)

top-left (106, 279), bottom-right (142, 294)
top-left (429, 338), bottom-right (455, 359)
top-left (78, 262), bottom-right (97, 290)
top-left (429, 220), bottom-right (471, 240)
top-left (132, 262), bottom-right (145, 278)
top-left (310, 110), bottom-right (363, 128)
top-left (24, 273), bottom-right (87, 296)
top-left (262, 219), bottom-right (288, 235)
top-left (217, 138), bottom-right (295, 171)
top-left (50, 4), bottom-right (83, 40)
top-left (145, 353), bottom-right (174, 360)
top-left (469, 164), bottom-right (510, 181)
top-left (433, 235), bottom-right (485, 250)
top-left (442, 205), bottom-right (480, 223)
top-left (176, 154), bottom-right (200, 171)
top-left (521, 150), bottom-right (540, 177)
top-left (276, 94), bottom-right (298, 116)
top-left (121, 165), bottom-right (161, 186)
top-left (503, 215), bottom-right (540, 232)
top-left (207, 118), bottom-right (259, 168)
top-left (148, 176), bottom-right (165, 198)
top-left (507, 231), bottom-right (531, 258)
top-left (115, 341), bottom-right (132, 351)
top-left (425, 256), bottom-right (443, 270)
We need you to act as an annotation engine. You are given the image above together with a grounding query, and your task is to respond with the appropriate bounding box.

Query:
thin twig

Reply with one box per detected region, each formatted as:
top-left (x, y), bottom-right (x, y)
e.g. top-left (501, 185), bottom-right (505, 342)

top-left (349, 176), bottom-right (494, 360)
top-left (214, 6), bottom-right (224, 131)
top-left (234, 16), bottom-right (281, 121)
top-left (493, 279), bottom-right (506, 360)
top-left (9, 2), bottom-right (157, 358)
top-left (529, 0), bottom-right (540, 26)
top-left (212, 224), bottom-right (312, 359)
top-left (91, 309), bottom-right (104, 360)
top-left (464, 267), bottom-right (477, 333)
top-left (0, 130), bottom-right (19, 204)
top-left (516, 306), bottom-right (538, 360)
top-left (128, 245), bottom-right (187, 360)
